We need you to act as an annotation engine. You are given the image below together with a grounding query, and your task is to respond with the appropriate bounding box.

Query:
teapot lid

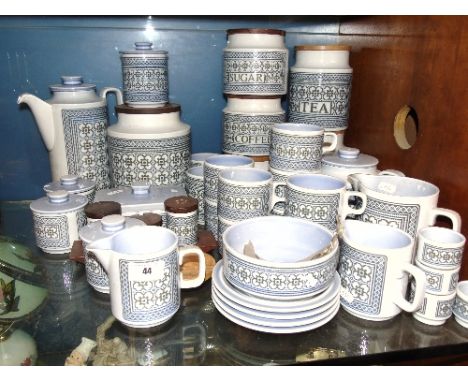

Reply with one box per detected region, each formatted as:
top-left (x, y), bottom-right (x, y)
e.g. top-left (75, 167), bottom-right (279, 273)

top-left (30, 190), bottom-right (88, 213)
top-left (119, 41), bottom-right (168, 55)
top-left (43, 174), bottom-right (95, 194)
top-left (322, 147), bottom-right (379, 168)
top-left (79, 215), bottom-right (145, 244)
top-left (49, 76), bottom-right (96, 92)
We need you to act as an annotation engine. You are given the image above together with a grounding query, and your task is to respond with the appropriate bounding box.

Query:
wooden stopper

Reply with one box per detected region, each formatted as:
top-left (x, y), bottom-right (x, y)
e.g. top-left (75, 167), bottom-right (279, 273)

top-left (164, 196), bottom-right (198, 214)
top-left (85, 201), bottom-right (122, 220)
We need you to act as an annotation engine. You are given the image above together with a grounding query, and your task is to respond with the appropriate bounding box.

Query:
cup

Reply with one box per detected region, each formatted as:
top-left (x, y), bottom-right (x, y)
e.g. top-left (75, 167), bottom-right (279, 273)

top-left (87, 226), bottom-right (206, 328)
top-left (453, 280), bottom-right (468, 328)
top-left (269, 123), bottom-right (337, 173)
top-left (204, 199), bottom-right (219, 239)
top-left (190, 152), bottom-right (217, 167)
top-left (218, 168), bottom-right (273, 222)
top-left (186, 166), bottom-right (205, 226)
top-left (415, 227), bottom-right (465, 269)
top-left (338, 220), bottom-right (426, 321)
top-left (415, 260), bottom-right (460, 296)
top-left (270, 174), bottom-right (367, 232)
top-left (411, 286), bottom-right (456, 326)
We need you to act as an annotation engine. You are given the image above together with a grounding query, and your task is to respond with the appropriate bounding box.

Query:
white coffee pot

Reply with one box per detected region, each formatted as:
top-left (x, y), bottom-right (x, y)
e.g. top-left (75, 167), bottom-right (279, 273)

top-left (18, 76), bottom-right (122, 189)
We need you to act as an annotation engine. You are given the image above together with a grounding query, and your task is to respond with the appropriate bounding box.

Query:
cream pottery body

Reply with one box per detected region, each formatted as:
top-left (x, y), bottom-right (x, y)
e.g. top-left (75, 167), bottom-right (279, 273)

top-left (17, 76), bottom-right (122, 189)
top-left (349, 174), bottom-right (462, 238)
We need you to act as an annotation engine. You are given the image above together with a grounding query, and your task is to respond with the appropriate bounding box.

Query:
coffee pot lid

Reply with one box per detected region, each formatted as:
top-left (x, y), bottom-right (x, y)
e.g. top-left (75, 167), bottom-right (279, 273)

top-left (119, 41), bottom-right (168, 55)
top-left (30, 190), bottom-right (88, 213)
top-left (49, 76), bottom-right (96, 92)
top-left (322, 147), bottom-right (379, 168)
top-left (43, 175), bottom-right (95, 194)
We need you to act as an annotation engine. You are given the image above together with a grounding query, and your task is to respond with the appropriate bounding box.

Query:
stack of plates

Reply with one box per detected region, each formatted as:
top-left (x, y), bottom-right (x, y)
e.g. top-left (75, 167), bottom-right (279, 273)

top-left (211, 262), bottom-right (341, 334)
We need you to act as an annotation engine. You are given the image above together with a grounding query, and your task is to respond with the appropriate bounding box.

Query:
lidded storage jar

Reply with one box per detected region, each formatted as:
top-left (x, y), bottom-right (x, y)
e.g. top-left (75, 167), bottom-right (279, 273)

top-left (44, 174), bottom-right (96, 203)
top-left (120, 42), bottom-right (168, 107)
top-left (288, 45), bottom-right (353, 148)
top-left (223, 29), bottom-right (288, 96)
top-left (107, 103), bottom-right (191, 186)
top-left (222, 95), bottom-right (285, 158)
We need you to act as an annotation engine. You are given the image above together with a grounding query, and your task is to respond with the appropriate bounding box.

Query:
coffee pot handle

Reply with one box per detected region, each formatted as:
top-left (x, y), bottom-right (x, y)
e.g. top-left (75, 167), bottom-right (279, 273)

top-left (322, 132), bottom-right (338, 154)
top-left (178, 246), bottom-right (206, 289)
top-left (269, 181), bottom-right (287, 215)
top-left (429, 208), bottom-right (462, 232)
top-left (393, 263), bottom-right (426, 313)
top-left (342, 191), bottom-right (367, 217)
top-left (100, 87), bottom-right (124, 105)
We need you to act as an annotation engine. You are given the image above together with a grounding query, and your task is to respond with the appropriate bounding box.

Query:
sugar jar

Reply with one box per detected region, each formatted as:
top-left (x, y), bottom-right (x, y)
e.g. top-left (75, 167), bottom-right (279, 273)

top-left (119, 42), bottom-right (168, 107)
top-left (43, 174), bottom-right (96, 203)
top-left (223, 28), bottom-right (288, 96)
top-left (107, 103), bottom-right (191, 186)
top-left (30, 190), bottom-right (88, 255)
top-left (288, 45), bottom-right (353, 139)
top-left (79, 214), bottom-right (146, 293)
top-left (222, 95), bottom-right (285, 158)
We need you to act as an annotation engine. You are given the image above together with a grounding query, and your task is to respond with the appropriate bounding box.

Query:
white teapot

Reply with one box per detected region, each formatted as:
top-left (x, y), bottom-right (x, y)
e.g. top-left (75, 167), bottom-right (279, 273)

top-left (18, 76), bottom-right (122, 189)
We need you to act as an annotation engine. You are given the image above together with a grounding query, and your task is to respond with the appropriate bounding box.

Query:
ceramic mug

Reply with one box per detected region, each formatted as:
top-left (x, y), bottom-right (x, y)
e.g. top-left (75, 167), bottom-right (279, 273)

top-left (349, 174), bottom-right (462, 239)
top-left (411, 285), bottom-right (456, 326)
top-left (218, 168), bottom-right (273, 222)
top-left (415, 227), bottom-right (465, 269)
top-left (186, 166), bottom-right (205, 226)
top-left (415, 260), bottom-right (460, 296)
top-left (338, 220), bottom-right (426, 321)
top-left (270, 174), bottom-right (367, 232)
top-left (87, 226), bottom-right (206, 328)
top-left (453, 281), bottom-right (468, 329)
top-left (190, 152), bottom-right (217, 167)
top-left (269, 123), bottom-right (337, 173)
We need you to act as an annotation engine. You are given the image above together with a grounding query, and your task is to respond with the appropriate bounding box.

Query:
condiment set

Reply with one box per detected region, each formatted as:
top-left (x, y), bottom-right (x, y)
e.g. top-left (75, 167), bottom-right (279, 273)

top-left (20, 35), bottom-right (467, 336)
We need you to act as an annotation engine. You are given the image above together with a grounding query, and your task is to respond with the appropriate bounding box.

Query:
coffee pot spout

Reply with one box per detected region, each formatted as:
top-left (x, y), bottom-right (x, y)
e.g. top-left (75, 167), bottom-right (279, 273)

top-left (17, 93), bottom-right (54, 151)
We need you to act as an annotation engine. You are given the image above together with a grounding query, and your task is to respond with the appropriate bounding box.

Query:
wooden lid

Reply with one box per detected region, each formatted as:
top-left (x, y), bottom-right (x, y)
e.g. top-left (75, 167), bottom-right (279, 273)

top-left (295, 45), bottom-right (351, 51)
top-left (227, 28), bottom-right (285, 36)
top-left (225, 94), bottom-right (282, 100)
top-left (164, 196), bottom-right (198, 213)
top-left (116, 103), bottom-right (181, 114)
top-left (84, 201), bottom-right (122, 219)
top-left (130, 212), bottom-right (163, 226)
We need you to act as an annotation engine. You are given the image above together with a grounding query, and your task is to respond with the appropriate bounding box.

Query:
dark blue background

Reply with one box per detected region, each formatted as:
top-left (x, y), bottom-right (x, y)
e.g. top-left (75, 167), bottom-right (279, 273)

top-left (1, 16), bottom-right (340, 200)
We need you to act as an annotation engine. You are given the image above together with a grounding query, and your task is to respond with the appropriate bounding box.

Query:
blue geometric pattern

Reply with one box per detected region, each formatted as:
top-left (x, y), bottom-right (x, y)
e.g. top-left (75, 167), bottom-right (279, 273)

top-left (338, 241), bottom-right (387, 315)
top-left (224, 50), bottom-right (288, 95)
top-left (453, 297), bottom-right (468, 320)
top-left (223, 112), bottom-right (285, 155)
top-left (436, 298), bottom-right (455, 318)
top-left (288, 72), bottom-right (352, 130)
top-left (33, 214), bottom-right (69, 250)
top-left (423, 269), bottom-right (443, 293)
top-left (421, 242), bottom-right (463, 268)
top-left (166, 212), bottom-right (198, 246)
top-left (85, 249), bottom-right (109, 290)
top-left (62, 106), bottom-right (110, 190)
top-left (449, 272), bottom-right (459, 292)
top-left (186, 176), bottom-right (205, 225)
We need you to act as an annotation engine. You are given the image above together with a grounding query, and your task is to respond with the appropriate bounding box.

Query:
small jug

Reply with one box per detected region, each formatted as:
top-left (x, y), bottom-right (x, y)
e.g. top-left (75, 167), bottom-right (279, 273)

top-left (87, 226), bottom-right (206, 328)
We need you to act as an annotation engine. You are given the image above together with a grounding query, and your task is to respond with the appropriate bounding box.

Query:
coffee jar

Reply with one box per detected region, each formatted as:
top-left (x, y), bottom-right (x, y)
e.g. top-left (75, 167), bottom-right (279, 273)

top-left (223, 95), bottom-right (285, 158)
top-left (107, 104), bottom-right (191, 187)
top-left (288, 45), bottom-right (353, 147)
top-left (223, 29), bottom-right (288, 96)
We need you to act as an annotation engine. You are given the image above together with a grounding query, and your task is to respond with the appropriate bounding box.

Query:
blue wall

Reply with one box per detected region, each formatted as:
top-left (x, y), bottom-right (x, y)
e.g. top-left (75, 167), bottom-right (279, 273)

top-left (0, 16), bottom-right (340, 200)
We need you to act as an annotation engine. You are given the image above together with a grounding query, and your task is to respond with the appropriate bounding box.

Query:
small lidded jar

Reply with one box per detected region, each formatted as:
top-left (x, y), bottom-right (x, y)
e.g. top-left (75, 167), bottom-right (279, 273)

top-left (164, 196), bottom-right (199, 246)
top-left (30, 190), bottom-right (88, 255)
top-left (44, 174), bottom-right (96, 203)
top-left (223, 29), bottom-right (288, 96)
top-left (79, 214), bottom-right (146, 293)
top-left (289, 45), bottom-right (353, 149)
top-left (119, 42), bottom-right (168, 107)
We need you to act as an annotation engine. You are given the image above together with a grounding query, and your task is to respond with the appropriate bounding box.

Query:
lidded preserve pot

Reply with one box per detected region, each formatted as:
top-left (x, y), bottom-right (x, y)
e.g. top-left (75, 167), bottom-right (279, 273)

top-left (107, 103), bottom-right (191, 187)
top-left (120, 42), bottom-right (168, 107)
top-left (224, 29), bottom-right (288, 96)
top-left (44, 174), bottom-right (96, 203)
top-left (288, 45), bottom-right (353, 145)
top-left (223, 95), bottom-right (285, 157)
top-left (18, 76), bottom-right (122, 189)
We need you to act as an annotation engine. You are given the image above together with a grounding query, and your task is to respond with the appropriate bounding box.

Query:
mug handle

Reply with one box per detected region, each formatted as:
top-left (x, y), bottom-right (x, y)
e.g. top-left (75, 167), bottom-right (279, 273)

top-left (269, 181), bottom-right (287, 215)
top-left (393, 263), bottom-right (426, 313)
top-left (429, 208), bottom-right (462, 232)
top-left (100, 86), bottom-right (124, 105)
top-left (322, 132), bottom-right (338, 154)
top-left (342, 191), bottom-right (367, 217)
top-left (178, 246), bottom-right (206, 289)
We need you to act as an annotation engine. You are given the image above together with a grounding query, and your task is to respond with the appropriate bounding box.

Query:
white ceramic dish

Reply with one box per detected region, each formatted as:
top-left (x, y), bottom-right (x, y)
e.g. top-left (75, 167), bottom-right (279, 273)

top-left (213, 262), bottom-right (340, 312)
top-left (212, 294), bottom-right (340, 334)
top-left (212, 284), bottom-right (339, 320)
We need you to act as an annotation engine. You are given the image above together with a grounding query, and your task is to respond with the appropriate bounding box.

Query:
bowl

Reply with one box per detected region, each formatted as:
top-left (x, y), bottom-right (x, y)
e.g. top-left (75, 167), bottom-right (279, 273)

top-left (222, 216), bottom-right (339, 299)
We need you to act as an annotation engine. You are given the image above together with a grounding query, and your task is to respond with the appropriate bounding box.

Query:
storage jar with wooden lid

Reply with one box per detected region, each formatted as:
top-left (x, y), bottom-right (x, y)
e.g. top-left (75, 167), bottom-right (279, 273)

top-left (288, 45), bottom-right (353, 144)
top-left (223, 28), bottom-right (288, 96)
top-left (165, 196), bottom-right (199, 246)
top-left (107, 103), bottom-right (191, 187)
top-left (223, 95), bottom-right (285, 159)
